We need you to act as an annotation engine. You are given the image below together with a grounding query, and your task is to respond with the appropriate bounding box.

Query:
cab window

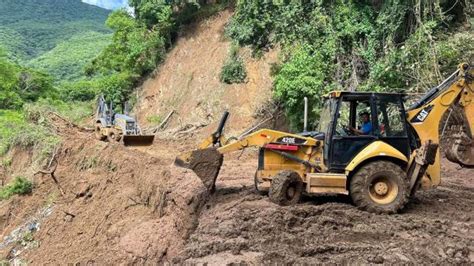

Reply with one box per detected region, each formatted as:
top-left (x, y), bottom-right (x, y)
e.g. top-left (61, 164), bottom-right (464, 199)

top-left (375, 97), bottom-right (407, 137)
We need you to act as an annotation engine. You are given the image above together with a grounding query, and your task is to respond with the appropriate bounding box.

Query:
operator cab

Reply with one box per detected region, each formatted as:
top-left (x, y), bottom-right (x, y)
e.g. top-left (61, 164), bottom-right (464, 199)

top-left (319, 91), bottom-right (411, 171)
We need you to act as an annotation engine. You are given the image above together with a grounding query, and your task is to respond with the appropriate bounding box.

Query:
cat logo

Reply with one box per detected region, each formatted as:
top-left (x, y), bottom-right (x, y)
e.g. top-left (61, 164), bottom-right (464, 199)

top-left (410, 105), bottom-right (434, 123)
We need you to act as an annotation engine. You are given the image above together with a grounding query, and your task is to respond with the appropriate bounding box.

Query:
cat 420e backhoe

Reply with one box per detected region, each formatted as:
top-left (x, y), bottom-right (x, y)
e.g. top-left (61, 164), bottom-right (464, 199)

top-left (175, 63), bottom-right (473, 214)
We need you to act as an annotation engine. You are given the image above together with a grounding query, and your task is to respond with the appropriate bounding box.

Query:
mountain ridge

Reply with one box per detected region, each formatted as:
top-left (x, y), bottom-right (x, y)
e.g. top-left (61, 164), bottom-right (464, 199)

top-left (0, 0), bottom-right (111, 61)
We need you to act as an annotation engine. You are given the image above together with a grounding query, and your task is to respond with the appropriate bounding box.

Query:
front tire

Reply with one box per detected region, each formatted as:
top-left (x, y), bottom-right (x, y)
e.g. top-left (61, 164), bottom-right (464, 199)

top-left (95, 123), bottom-right (106, 141)
top-left (269, 170), bottom-right (303, 206)
top-left (350, 161), bottom-right (409, 214)
top-left (107, 130), bottom-right (122, 143)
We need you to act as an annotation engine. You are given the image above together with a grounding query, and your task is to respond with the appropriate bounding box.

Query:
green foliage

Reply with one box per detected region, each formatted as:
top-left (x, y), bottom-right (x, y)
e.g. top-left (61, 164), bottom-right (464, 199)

top-left (98, 72), bottom-right (137, 106)
top-left (88, 9), bottom-right (167, 77)
top-left (220, 46), bottom-right (247, 84)
top-left (0, 107), bottom-right (60, 160)
top-left (147, 115), bottom-right (162, 125)
top-left (0, 50), bottom-right (55, 109)
top-left (28, 32), bottom-right (112, 82)
top-left (0, 177), bottom-right (33, 200)
top-left (58, 79), bottom-right (100, 102)
top-left (0, 0), bottom-right (111, 61)
top-left (227, 0), bottom-right (472, 127)
top-left (274, 45), bottom-right (333, 129)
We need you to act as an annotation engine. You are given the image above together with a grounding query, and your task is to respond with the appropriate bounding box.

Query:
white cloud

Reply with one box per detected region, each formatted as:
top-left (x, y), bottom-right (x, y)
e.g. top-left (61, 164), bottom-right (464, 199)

top-left (82, 0), bottom-right (129, 10)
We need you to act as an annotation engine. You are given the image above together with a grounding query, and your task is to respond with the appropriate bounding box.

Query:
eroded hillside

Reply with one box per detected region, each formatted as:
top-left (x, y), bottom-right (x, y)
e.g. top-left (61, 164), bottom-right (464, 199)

top-left (0, 10), bottom-right (473, 264)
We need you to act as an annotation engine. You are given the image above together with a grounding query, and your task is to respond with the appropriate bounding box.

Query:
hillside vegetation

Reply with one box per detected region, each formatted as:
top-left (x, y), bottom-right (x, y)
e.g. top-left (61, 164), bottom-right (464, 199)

top-left (226, 0), bottom-right (473, 127)
top-left (0, 0), bottom-right (473, 159)
top-left (28, 32), bottom-right (111, 81)
top-left (0, 0), bottom-right (111, 61)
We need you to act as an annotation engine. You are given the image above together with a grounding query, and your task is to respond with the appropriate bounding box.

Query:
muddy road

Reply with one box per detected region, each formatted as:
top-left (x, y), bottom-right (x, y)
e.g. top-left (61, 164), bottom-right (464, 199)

top-left (1, 130), bottom-right (473, 264)
top-left (176, 151), bottom-right (474, 264)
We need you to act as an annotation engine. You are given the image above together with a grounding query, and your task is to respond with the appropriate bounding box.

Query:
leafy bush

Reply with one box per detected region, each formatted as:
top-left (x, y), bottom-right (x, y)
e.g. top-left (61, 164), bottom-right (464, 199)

top-left (0, 177), bottom-right (33, 200)
top-left (58, 79), bottom-right (100, 102)
top-left (274, 45), bottom-right (333, 129)
top-left (220, 46), bottom-right (247, 84)
top-left (87, 9), bottom-right (168, 77)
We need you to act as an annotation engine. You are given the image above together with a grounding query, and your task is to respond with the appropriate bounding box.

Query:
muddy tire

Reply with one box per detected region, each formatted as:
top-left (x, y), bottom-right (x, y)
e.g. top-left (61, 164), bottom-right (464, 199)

top-left (269, 170), bottom-right (303, 206)
top-left (107, 130), bottom-right (122, 143)
top-left (350, 161), bottom-right (409, 214)
top-left (254, 171), bottom-right (268, 195)
top-left (95, 123), bottom-right (106, 141)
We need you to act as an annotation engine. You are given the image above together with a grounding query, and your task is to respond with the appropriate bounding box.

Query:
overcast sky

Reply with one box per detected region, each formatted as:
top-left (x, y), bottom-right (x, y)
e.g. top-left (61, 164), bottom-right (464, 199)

top-left (81, 0), bottom-right (129, 10)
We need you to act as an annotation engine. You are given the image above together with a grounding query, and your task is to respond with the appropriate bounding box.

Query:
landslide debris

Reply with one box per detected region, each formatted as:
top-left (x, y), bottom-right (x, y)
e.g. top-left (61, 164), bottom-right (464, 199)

top-left (0, 128), bottom-right (212, 264)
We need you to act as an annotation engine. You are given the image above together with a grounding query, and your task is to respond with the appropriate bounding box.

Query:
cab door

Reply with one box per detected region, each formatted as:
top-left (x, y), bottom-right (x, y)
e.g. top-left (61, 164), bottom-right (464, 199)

top-left (328, 95), bottom-right (377, 171)
top-left (374, 95), bottom-right (411, 157)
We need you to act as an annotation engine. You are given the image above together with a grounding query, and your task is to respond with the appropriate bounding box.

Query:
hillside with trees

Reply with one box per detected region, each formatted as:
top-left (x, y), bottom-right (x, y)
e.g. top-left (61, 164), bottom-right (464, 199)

top-left (0, 0), bottom-right (473, 264)
top-left (0, 0), bottom-right (111, 61)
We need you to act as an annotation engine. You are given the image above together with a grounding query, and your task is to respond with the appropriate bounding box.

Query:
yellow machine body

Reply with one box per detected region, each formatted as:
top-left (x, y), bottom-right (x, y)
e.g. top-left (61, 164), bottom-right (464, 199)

top-left (176, 63), bottom-right (473, 213)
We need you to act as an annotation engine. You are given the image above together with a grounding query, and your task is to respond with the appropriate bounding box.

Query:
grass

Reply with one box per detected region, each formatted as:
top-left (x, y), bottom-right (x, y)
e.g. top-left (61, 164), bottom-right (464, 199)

top-left (147, 115), bottom-right (162, 125)
top-left (0, 176), bottom-right (33, 200)
top-left (0, 105), bottom-right (60, 163)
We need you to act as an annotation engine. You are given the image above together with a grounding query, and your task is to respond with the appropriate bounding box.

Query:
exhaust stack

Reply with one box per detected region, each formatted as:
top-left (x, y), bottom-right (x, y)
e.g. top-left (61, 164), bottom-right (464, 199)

top-left (304, 97), bottom-right (308, 132)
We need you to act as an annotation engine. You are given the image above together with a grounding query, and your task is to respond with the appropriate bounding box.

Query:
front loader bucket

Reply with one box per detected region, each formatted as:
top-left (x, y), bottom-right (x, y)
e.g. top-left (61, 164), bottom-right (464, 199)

top-left (123, 135), bottom-right (155, 146)
top-left (446, 132), bottom-right (474, 168)
top-left (174, 148), bottom-right (223, 192)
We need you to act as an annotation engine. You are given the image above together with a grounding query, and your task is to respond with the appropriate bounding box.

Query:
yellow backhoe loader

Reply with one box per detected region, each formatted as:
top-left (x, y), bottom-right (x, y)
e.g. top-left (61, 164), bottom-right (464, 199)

top-left (176, 63), bottom-right (473, 214)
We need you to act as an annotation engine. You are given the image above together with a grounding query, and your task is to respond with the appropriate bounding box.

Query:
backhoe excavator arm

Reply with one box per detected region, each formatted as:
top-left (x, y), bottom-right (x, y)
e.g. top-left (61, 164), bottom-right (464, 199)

top-left (406, 63), bottom-right (474, 186)
top-left (175, 114), bottom-right (320, 191)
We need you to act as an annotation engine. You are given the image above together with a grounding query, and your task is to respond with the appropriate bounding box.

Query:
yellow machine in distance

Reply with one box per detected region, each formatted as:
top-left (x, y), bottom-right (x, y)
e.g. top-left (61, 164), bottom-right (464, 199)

top-left (176, 63), bottom-right (473, 214)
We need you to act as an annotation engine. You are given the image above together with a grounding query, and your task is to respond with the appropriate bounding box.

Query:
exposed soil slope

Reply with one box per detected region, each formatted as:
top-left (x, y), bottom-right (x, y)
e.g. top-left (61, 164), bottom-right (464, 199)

top-left (0, 9), bottom-right (472, 265)
top-left (135, 10), bottom-right (279, 138)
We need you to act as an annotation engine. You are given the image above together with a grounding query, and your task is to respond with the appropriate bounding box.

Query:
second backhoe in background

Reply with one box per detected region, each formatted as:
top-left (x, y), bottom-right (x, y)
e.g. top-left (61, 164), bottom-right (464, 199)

top-left (176, 63), bottom-right (474, 214)
top-left (94, 95), bottom-right (155, 146)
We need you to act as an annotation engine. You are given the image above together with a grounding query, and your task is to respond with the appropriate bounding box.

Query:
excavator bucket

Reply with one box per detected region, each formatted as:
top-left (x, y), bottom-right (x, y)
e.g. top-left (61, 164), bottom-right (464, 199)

top-left (175, 148), bottom-right (223, 191)
top-left (446, 131), bottom-right (474, 168)
top-left (122, 135), bottom-right (155, 146)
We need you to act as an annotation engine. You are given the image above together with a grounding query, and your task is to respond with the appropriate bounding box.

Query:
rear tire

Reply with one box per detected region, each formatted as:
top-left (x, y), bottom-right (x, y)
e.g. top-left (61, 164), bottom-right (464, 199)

top-left (350, 161), bottom-right (409, 214)
top-left (269, 170), bottom-right (303, 206)
top-left (95, 123), bottom-right (106, 141)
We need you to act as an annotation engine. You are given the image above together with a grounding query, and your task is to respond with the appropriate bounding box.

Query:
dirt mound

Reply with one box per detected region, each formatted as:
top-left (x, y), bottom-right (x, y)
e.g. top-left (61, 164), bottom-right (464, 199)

top-left (135, 10), bottom-right (280, 138)
top-left (0, 128), bottom-right (211, 264)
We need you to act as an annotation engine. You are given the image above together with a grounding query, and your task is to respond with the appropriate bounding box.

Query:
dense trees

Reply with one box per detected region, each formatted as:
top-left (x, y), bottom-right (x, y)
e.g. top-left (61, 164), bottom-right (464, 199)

top-left (226, 0), bottom-right (473, 128)
top-left (0, 49), bottom-right (54, 109)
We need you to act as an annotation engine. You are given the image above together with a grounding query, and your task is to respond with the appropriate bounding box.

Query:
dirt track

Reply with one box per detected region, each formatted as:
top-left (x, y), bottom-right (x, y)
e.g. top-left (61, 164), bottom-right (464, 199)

top-left (176, 151), bottom-right (474, 264)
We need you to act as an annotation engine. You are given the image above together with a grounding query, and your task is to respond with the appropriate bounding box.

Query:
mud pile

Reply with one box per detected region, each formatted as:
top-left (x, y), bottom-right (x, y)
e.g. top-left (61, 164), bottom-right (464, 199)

top-left (0, 129), bottom-right (211, 264)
